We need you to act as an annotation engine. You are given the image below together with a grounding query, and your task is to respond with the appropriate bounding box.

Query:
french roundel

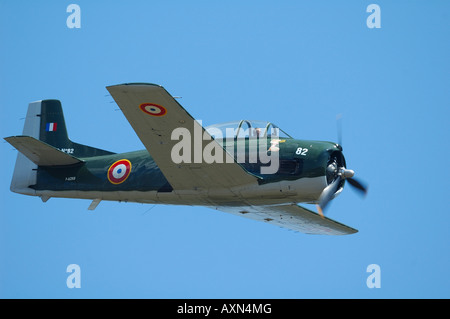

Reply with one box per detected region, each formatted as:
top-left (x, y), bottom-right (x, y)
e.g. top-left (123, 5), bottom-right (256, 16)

top-left (139, 103), bottom-right (167, 116)
top-left (107, 159), bottom-right (132, 185)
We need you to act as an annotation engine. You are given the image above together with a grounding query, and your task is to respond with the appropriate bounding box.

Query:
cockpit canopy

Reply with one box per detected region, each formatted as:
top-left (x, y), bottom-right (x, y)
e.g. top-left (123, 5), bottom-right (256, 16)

top-left (205, 120), bottom-right (292, 140)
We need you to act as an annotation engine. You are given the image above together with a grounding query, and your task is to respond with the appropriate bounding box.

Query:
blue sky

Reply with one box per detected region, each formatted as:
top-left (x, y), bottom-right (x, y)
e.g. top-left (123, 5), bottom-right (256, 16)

top-left (0, 1), bottom-right (449, 298)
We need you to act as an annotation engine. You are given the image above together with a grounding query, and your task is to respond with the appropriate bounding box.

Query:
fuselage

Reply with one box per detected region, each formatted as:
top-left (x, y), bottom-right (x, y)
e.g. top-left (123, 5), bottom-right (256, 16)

top-left (28, 138), bottom-right (344, 207)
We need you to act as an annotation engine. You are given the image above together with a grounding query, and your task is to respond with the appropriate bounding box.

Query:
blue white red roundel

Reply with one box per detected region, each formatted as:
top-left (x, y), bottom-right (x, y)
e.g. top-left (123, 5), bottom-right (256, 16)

top-left (139, 103), bottom-right (167, 116)
top-left (107, 159), bottom-right (132, 184)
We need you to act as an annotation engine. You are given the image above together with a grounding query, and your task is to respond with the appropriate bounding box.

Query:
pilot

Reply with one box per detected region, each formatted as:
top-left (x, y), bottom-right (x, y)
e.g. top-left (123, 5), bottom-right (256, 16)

top-left (255, 128), bottom-right (261, 137)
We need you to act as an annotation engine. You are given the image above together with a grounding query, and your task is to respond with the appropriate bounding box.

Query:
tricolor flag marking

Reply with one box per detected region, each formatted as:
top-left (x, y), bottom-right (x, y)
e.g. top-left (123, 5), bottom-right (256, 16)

top-left (46, 122), bottom-right (57, 132)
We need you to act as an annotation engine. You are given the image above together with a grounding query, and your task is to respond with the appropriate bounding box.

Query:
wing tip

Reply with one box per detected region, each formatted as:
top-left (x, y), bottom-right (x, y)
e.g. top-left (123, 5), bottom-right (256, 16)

top-left (344, 228), bottom-right (359, 235)
top-left (106, 82), bottom-right (162, 89)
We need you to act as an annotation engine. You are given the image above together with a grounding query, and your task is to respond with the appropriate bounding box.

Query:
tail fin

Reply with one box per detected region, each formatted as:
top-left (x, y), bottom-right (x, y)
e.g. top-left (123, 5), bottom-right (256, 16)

top-left (37, 99), bottom-right (114, 158)
top-left (38, 99), bottom-right (70, 148)
top-left (7, 99), bottom-right (114, 196)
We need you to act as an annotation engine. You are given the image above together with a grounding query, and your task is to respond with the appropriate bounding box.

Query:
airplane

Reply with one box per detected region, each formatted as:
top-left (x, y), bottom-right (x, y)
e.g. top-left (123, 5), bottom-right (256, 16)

top-left (4, 83), bottom-right (367, 235)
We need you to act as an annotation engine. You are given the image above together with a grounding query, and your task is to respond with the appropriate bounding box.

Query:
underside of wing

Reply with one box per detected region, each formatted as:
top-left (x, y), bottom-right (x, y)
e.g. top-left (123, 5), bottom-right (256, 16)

top-left (107, 83), bottom-right (258, 192)
top-left (211, 204), bottom-right (358, 235)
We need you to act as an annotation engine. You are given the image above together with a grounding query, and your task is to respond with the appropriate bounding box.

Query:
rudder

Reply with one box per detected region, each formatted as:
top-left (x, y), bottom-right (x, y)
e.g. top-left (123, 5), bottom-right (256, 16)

top-left (9, 101), bottom-right (41, 195)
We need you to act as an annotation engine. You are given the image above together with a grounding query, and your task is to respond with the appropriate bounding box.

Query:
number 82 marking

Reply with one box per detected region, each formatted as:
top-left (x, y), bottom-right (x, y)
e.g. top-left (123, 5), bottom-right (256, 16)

top-left (295, 147), bottom-right (308, 156)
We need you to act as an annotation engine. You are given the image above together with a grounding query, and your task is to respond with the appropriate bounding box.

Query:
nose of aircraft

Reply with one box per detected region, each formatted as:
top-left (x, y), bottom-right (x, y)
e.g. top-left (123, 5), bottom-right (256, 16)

top-left (317, 146), bottom-right (367, 217)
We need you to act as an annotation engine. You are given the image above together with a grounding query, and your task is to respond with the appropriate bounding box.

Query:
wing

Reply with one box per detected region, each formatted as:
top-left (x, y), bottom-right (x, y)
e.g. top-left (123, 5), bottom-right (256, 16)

top-left (211, 204), bottom-right (358, 235)
top-left (106, 83), bottom-right (258, 191)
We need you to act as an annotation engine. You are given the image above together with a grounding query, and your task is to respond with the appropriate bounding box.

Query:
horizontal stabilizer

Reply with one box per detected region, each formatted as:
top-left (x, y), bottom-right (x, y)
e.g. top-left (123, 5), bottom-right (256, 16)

top-left (4, 135), bottom-right (84, 166)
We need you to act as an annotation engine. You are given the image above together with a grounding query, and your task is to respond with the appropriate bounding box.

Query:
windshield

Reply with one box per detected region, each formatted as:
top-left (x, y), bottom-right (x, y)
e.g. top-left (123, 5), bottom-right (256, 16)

top-left (205, 120), bottom-right (292, 139)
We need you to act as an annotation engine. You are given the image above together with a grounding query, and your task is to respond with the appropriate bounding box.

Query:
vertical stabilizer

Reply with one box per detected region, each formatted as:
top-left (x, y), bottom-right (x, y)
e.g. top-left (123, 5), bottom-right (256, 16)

top-left (36, 99), bottom-right (114, 158)
top-left (38, 99), bottom-right (70, 149)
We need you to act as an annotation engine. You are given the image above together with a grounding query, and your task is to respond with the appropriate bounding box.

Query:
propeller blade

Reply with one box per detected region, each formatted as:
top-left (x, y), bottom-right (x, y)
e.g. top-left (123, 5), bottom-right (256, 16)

top-left (336, 114), bottom-right (343, 147)
top-left (318, 175), bottom-right (341, 214)
top-left (316, 204), bottom-right (324, 218)
top-left (347, 177), bottom-right (368, 195)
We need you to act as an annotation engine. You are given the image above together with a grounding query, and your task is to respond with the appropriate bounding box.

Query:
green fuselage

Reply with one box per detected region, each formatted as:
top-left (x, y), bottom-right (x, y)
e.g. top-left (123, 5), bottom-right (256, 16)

top-left (33, 138), bottom-right (343, 202)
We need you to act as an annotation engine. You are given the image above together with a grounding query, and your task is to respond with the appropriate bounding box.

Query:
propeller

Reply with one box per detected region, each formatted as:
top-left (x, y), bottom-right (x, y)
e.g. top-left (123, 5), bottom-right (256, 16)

top-left (316, 115), bottom-right (368, 218)
top-left (316, 174), bottom-right (341, 217)
top-left (346, 177), bottom-right (368, 195)
top-left (316, 166), bottom-right (367, 218)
